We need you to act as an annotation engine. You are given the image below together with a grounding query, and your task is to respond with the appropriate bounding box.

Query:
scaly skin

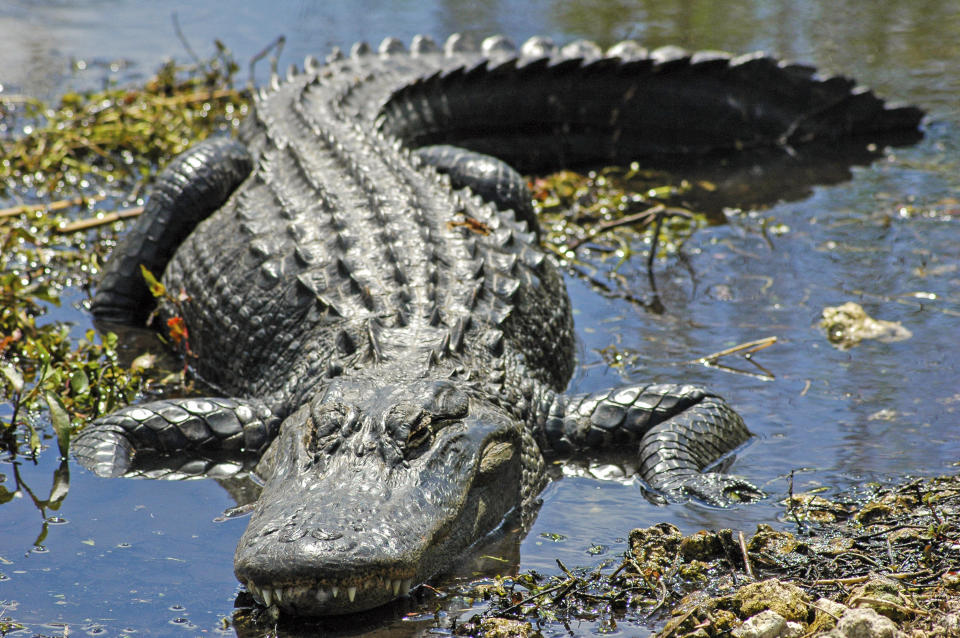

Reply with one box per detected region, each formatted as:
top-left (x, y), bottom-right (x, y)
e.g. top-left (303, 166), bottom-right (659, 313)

top-left (74, 34), bottom-right (923, 615)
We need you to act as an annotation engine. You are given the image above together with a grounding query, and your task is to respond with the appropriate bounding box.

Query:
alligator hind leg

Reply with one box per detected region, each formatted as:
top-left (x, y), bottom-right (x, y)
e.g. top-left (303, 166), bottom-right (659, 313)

top-left (73, 397), bottom-right (279, 479)
top-left (543, 384), bottom-right (763, 506)
top-left (92, 137), bottom-right (253, 324)
top-left (413, 144), bottom-right (539, 238)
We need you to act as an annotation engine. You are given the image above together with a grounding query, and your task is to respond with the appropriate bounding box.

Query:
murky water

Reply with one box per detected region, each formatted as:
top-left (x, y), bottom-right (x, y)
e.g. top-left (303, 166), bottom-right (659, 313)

top-left (1, 1), bottom-right (959, 635)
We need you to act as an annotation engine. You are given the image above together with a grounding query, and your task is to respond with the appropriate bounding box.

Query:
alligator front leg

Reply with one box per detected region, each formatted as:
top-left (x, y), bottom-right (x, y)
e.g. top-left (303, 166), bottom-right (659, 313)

top-left (542, 384), bottom-right (763, 506)
top-left (73, 397), bottom-right (278, 479)
top-left (92, 136), bottom-right (252, 324)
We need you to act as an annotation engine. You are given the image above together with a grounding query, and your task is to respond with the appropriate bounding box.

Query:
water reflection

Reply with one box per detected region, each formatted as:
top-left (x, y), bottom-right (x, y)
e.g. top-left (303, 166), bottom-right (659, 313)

top-left (1, 459), bottom-right (70, 549)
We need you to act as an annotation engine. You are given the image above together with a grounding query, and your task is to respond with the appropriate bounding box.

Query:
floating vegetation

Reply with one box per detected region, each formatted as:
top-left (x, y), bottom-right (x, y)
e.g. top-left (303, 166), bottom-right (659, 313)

top-left (530, 166), bottom-right (715, 263)
top-left (0, 39), bottom-right (248, 197)
top-left (820, 301), bottom-right (913, 350)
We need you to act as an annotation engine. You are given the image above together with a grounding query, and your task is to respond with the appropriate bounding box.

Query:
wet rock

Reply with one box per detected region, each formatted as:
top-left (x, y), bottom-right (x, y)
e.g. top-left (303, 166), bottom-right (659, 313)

top-left (829, 607), bottom-right (901, 638)
top-left (680, 529), bottom-right (725, 561)
top-left (747, 524), bottom-right (799, 555)
top-left (820, 301), bottom-right (911, 349)
top-left (942, 571), bottom-right (960, 590)
top-left (846, 577), bottom-right (911, 622)
top-left (782, 493), bottom-right (850, 523)
top-left (809, 597), bottom-right (849, 634)
top-left (628, 523), bottom-right (682, 571)
top-left (854, 502), bottom-right (894, 525)
top-left (478, 618), bottom-right (539, 638)
top-left (732, 579), bottom-right (811, 623)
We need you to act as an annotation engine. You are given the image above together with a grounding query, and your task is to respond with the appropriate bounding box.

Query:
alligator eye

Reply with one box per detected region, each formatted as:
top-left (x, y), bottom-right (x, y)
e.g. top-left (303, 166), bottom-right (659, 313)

top-left (475, 439), bottom-right (515, 484)
top-left (404, 414), bottom-right (433, 459)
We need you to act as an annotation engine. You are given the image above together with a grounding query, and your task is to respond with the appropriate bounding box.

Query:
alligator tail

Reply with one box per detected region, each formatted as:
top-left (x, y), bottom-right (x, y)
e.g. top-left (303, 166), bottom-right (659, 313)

top-left (377, 39), bottom-right (923, 173)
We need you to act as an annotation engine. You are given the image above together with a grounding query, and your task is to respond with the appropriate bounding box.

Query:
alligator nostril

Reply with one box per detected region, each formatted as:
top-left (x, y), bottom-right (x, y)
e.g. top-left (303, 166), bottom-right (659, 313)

top-left (310, 528), bottom-right (343, 541)
top-left (279, 524), bottom-right (307, 542)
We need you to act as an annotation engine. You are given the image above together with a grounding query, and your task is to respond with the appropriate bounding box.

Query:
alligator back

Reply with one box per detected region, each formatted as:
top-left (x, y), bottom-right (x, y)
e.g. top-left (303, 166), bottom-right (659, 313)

top-left (160, 36), bottom-right (921, 419)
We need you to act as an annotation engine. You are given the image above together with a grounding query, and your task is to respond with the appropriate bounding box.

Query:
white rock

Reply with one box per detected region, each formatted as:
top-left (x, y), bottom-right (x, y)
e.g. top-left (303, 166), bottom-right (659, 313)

top-left (732, 610), bottom-right (787, 638)
top-left (831, 608), bottom-right (900, 638)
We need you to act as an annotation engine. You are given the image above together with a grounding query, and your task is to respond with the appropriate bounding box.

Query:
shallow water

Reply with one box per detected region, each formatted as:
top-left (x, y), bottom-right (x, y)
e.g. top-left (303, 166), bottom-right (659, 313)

top-left (1, 1), bottom-right (959, 635)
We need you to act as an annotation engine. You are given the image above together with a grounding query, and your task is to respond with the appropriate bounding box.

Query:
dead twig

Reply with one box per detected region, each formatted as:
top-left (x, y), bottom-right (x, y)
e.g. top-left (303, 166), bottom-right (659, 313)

top-left (738, 530), bottom-right (755, 579)
top-left (54, 206), bottom-right (144, 233)
top-left (808, 570), bottom-right (929, 586)
top-left (0, 195), bottom-right (105, 219)
top-left (688, 335), bottom-right (778, 364)
top-left (684, 335), bottom-right (778, 379)
top-left (848, 596), bottom-right (930, 617)
top-left (567, 204), bottom-right (662, 251)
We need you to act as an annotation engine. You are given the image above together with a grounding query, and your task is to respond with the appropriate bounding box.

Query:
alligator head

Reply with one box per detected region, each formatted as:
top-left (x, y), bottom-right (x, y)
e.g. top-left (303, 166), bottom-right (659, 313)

top-left (234, 374), bottom-right (528, 615)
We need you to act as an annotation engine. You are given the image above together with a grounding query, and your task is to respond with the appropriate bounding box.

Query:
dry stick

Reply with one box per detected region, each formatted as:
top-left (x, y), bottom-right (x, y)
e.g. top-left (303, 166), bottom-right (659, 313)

top-left (0, 195), bottom-right (105, 219)
top-left (566, 204), bottom-right (663, 251)
top-left (805, 600), bottom-right (842, 622)
top-left (645, 209), bottom-right (666, 311)
top-left (685, 336), bottom-right (778, 367)
top-left (848, 596), bottom-right (930, 617)
top-left (738, 531), bottom-right (755, 579)
top-left (809, 570), bottom-right (928, 586)
top-left (54, 206), bottom-right (144, 233)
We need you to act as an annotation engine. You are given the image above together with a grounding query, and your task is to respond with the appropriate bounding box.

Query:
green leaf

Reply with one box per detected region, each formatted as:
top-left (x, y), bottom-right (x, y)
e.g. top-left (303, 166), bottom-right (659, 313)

top-left (0, 363), bottom-right (24, 393)
top-left (26, 421), bottom-right (41, 454)
top-left (140, 265), bottom-right (166, 298)
top-left (45, 392), bottom-right (72, 458)
top-left (69, 369), bottom-right (90, 395)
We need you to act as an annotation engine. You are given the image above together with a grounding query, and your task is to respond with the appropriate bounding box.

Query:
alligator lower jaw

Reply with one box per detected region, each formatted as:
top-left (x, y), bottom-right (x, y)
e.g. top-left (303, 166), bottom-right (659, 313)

top-left (244, 573), bottom-right (417, 615)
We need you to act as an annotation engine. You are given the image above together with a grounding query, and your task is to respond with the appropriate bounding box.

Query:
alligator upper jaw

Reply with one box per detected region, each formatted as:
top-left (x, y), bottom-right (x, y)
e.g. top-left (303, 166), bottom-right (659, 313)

top-left (242, 570), bottom-right (418, 615)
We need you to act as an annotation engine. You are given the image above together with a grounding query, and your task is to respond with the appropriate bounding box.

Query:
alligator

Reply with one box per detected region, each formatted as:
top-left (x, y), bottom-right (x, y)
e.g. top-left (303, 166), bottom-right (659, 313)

top-left (73, 34), bottom-right (923, 616)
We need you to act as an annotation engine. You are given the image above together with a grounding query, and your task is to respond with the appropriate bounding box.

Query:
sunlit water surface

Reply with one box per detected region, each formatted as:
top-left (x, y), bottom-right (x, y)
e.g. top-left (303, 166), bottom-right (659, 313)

top-left (1, 1), bottom-right (958, 635)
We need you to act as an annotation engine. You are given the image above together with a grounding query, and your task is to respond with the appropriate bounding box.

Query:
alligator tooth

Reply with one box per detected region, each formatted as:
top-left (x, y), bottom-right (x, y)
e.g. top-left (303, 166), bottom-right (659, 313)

top-left (316, 587), bottom-right (330, 602)
top-left (392, 579), bottom-right (401, 596)
top-left (331, 586), bottom-right (339, 599)
top-left (262, 587), bottom-right (273, 607)
top-left (347, 586), bottom-right (357, 603)
top-left (274, 588), bottom-right (284, 603)
top-left (400, 579), bottom-right (412, 596)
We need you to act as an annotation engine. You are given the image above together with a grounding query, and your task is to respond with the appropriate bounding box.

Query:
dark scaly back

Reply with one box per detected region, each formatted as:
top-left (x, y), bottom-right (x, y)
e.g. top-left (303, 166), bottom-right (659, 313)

top-left (161, 36), bottom-right (575, 421)
top-left (161, 34), bottom-right (921, 420)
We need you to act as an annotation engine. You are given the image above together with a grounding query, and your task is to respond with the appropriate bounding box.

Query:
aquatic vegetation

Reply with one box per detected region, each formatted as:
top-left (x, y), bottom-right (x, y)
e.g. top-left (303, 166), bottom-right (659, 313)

top-left (0, 45), bottom-right (250, 457)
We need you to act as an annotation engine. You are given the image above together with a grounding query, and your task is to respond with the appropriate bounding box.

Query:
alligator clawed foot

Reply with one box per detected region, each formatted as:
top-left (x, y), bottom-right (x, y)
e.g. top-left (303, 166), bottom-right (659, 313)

top-left (674, 472), bottom-right (765, 507)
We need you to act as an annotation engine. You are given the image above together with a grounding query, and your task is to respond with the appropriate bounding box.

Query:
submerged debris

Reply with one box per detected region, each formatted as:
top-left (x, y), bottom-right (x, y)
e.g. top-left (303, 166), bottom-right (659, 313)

top-left (453, 473), bottom-right (960, 637)
top-left (820, 301), bottom-right (912, 349)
